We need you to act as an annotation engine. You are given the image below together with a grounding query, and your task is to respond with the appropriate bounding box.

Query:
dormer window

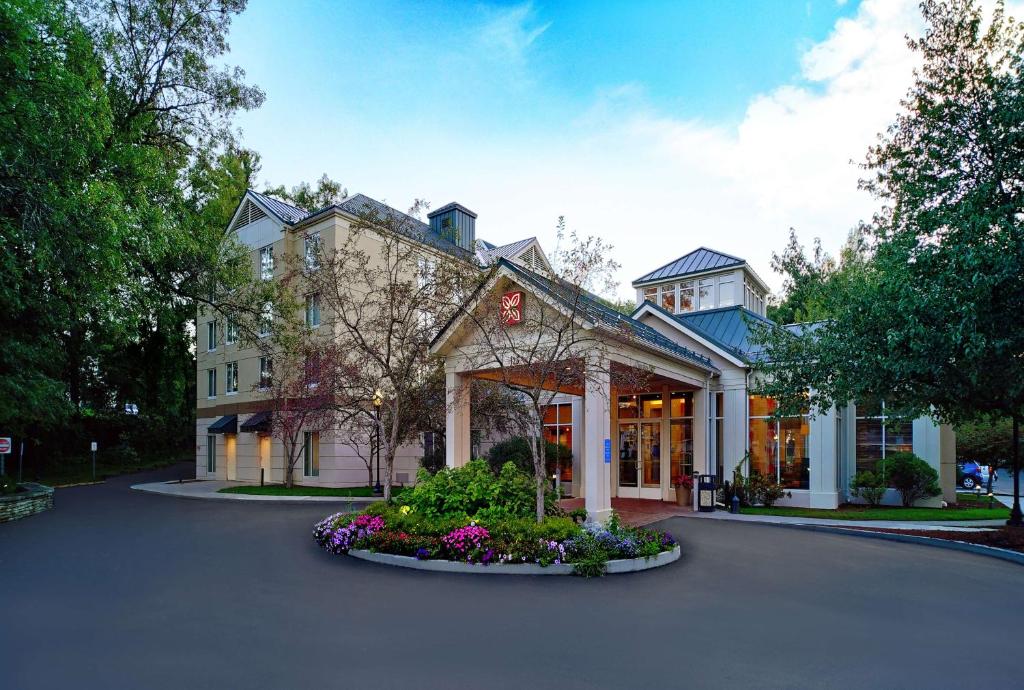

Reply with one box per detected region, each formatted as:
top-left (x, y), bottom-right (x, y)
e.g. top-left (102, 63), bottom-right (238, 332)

top-left (643, 287), bottom-right (657, 304)
top-left (698, 278), bottom-right (715, 310)
top-left (660, 285), bottom-right (676, 313)
top-left (679, 281), bottom-right (695, 313)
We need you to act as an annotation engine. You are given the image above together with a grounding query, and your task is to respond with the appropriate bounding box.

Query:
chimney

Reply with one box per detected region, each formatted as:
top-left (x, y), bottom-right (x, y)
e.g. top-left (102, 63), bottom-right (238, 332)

top-left (427, 202), bottom-right (477, 252)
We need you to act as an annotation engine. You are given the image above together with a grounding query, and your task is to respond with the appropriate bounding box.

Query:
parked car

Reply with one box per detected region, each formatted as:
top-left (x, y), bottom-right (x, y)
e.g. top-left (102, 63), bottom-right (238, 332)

top-left (957, 461), bottom-right (997, 490)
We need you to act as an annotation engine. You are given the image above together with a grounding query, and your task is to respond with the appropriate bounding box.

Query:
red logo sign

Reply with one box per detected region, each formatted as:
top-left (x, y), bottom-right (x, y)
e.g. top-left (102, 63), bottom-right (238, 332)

top-left (500, 291), bottom-right (523, 325)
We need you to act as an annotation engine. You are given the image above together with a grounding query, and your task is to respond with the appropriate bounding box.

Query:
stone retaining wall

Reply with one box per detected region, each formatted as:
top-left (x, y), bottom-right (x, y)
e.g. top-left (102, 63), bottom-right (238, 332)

top-left (0, 483), bottom-right (54, 523)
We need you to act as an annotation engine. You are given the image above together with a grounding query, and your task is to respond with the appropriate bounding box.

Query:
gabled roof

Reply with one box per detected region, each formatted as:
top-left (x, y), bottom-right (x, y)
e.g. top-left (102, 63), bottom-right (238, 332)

top-left (633, 247), bottom-right (745, 286)
top-left (237, 189), bottom-right (475, 262)
top-left (475, 237), bottom-right (549, 269)
top-left (438, 259), bottom-right (718, 372)
top-left (247, 190), bottom-right (307, 223)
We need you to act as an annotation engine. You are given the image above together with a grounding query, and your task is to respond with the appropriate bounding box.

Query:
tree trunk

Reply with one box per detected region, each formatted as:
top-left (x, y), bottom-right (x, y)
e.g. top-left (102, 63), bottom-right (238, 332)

top-left (383, 447), bottom-right (396, 502)
top-left (1009, 414), bottom-right (1022, 527)
top-left (284, 438), bottom-right (294, 489)
top-left (533, 429), bottom-right (546, 523)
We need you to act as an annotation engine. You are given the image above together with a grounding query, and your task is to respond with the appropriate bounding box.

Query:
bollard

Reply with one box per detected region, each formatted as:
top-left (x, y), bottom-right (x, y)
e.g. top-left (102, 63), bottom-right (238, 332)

top-left (260, 467), bottom-right (265, 487)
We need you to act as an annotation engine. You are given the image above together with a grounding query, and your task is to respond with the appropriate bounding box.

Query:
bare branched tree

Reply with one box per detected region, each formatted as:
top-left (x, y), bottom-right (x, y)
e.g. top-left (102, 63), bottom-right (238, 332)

top-left (452, 219), bottom-right (653, 521)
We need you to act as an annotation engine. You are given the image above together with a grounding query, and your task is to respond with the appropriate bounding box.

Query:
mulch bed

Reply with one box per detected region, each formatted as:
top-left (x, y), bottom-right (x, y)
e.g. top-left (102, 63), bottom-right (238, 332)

top-left (844, 526), bottom-right (1024, 554)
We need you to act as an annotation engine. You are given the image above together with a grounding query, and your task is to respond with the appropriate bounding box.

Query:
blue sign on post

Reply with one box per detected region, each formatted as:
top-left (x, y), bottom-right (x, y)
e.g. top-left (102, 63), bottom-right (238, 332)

top-left (603, 438), bottom-right (611, 463)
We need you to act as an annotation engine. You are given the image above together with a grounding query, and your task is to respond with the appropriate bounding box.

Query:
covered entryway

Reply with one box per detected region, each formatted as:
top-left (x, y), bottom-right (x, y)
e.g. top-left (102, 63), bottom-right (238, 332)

top-left (429, 259), bottom-right (720, 523)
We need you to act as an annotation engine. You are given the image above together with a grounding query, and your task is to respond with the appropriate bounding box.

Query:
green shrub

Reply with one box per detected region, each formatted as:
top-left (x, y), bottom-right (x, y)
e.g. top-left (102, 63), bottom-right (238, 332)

top-left (568, 507), bottom-right (588, 524)
top-left (486, 436), bottom-right (571, 476)
top-left (403, 459), bottom-right (536, 520)
top-left (0, 474), bottom-right (16, 495)
top-left (851, 470), bottom-right (886, 506)
top-left (880, 452), bottom-right (941, 507)
top-left (420, 447), bottom-right (445, 475)
top-left (746, 473), bottom-right (789, 507)
top-left (535, 517), bottom-right (579, 542)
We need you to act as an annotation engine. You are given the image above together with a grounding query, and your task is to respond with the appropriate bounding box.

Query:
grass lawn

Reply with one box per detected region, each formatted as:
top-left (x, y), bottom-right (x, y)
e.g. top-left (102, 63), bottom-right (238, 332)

top-left (741, 497), bottom-right (1009, 522)
top-left (218, 484), bottom-right (410, 497)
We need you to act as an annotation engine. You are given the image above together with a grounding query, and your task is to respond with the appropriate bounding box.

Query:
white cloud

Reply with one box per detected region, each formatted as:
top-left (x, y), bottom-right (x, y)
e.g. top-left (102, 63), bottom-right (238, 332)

top-left (441, 0), bottom-right (927, 297)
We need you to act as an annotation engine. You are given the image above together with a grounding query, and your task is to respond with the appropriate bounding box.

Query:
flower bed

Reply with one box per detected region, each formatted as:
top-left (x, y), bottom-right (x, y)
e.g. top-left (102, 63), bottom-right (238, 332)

top-left (313, 504), bottom-right (678, 577)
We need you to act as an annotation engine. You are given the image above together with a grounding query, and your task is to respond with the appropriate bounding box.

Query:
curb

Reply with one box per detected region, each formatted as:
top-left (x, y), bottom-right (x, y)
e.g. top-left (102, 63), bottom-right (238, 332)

top-left (130, 483), bottom-right (384, 505)
top-left (347, 544), bottom-right (681, 576)
top-left (722, 520), bottom-right (1024, 567)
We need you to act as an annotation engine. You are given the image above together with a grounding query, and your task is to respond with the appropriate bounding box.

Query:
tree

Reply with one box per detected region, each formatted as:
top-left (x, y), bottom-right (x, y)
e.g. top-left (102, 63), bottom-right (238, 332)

top-left (452, 219), bottom-right (653, 521)
top-left (752, 0), bottom-right (1024, 524)
top-left (300, 200), bottom-right (478, 501)
top-left (766, 228), bottom-right (868, 324)
top-left (264, 174), bottom-right (348, 211)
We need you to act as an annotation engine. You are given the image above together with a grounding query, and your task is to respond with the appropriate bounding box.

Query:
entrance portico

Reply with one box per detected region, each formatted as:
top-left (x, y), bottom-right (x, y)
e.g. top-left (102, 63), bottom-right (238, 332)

top-left (431, 259), bottom-right (720, 523)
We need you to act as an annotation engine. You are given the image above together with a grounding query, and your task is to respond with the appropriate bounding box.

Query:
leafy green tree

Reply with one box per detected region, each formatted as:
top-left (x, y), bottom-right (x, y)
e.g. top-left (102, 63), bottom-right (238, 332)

top-left (956, 415), bottom-right (1014, 465)
top-left (1, 0), bottom-right (265, 474)
top-left (264, 174), bottom-right (348, 211)
top-left (752, 0), bottom-right (1024, 524)
top-left (766, 228), bottom-right (868, 324)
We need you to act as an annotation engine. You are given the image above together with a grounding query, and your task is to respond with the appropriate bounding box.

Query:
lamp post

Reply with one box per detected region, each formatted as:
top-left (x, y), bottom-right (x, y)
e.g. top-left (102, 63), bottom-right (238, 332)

top-left (373, 389), bottom-right (383, 495)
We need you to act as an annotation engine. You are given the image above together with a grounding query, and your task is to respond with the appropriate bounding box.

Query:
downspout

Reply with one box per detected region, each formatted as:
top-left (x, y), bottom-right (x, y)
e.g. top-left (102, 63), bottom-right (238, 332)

top-left (744, 368), bottom-right (751, 476)
top-left (705, 373), bottom-right (712, 477)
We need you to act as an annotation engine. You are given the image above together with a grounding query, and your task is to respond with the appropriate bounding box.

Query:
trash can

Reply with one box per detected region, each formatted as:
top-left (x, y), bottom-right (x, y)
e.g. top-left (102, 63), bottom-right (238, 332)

top-left (697, 474), bottom-right (716, 513)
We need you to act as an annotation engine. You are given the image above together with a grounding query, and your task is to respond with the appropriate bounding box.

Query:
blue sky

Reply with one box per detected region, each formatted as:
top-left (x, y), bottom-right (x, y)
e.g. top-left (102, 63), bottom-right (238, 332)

top-left (228, 0), bottom-right (928, 297)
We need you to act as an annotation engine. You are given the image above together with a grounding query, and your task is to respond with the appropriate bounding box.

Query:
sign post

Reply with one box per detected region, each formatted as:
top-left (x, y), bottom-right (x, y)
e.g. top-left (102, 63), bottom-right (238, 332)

top-left (90, 441), bottom-right (98, 481)
top-left (0, 437), bottom-right (10, 476)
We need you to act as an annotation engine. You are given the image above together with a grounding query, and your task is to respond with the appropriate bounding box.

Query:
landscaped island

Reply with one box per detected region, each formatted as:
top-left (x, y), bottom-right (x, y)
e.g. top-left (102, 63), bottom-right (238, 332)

top-left (312, 460), bottom-right (678, 577)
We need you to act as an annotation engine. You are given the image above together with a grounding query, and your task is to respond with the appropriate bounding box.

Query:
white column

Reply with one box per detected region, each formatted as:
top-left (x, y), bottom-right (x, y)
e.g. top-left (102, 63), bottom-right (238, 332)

top-left (445, 371), bottom-right (471, 468)
top-left (584, 361), bottom-right (612, 523)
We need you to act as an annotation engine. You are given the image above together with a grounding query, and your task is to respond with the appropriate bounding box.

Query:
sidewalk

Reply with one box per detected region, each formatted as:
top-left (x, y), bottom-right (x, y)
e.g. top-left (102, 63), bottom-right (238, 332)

top-left (679, 509), bottom-right (1004, 532)
top-left (131, 479), bottom-right (383, 505)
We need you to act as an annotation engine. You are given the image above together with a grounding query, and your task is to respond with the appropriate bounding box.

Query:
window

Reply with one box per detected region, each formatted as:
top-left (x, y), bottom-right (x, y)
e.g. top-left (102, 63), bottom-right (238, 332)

top-left (304, 232), bottom-right (321, 271)
top-left (698, 278), bottom-right (715, 310)
top-left (225, 361), bottom-right (238, 394)
top-left (660, 284), bottom-right (676, 313)
top-left (225, 318), bottom-right (238, 345)
top-left (303, 431), bottom-right (320, 477)
top-left (207, 368), bottom-right (217, 398)
top-left (719, 277), bottom-right (735, 307)
top-left (259, 357), bottom-right (272, 389)
top-left (542, 403), bottom-right (573, 482)
top-left (260, 245), bottom-right (274, 280)
top-left (206, 321), bottom-right (216, 351)
top-left (670, 392), bottom-right (694, 483)
top-left (642, 286), bottom-right (657, 304)
top-left (856, 401), bottom-right (913, 482)
top-left (713, 391), bottom-right (725, 484)
top-left (305, 293), bottom-right (321, 327)
top-left (304, 353), bottom-right (320, 386)
top-left (259, 302), bottom-right (272, 337)
top-left (207, 434), bottom-right (216, 473)
top-left (748, 395), bottom-right (809, 489)
top-left (678, 281), bottom-right (695, 312)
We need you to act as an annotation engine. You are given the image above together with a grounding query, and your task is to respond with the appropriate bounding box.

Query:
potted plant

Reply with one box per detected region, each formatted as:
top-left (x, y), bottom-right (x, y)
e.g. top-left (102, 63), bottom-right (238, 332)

top-left (672, 474), bottom-right (694, 507)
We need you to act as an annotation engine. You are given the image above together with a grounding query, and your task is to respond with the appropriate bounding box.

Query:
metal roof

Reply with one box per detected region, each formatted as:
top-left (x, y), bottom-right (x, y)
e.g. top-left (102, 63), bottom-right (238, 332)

top-left (247, 190), bottom-right (307, 223)
top-left (633, 301), bottom-right (784, 363)
top-left (633, 247), bottom-right (744, 286)
top-left (499, 260), bottom-right (718, 372)
top-left (476, 237), bottom-right (537, 266)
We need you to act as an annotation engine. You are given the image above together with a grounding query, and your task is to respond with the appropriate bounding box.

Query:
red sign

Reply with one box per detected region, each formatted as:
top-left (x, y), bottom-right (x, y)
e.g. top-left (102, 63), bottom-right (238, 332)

top-left (0, 438), bottom-right (10, 454)
top-left (500, 291), bottom-right (523, 325)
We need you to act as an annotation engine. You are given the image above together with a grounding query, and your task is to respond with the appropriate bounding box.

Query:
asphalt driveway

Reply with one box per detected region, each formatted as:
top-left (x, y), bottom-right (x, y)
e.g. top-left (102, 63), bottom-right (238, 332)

top-left (2, 464), bottom-right (1021, 690)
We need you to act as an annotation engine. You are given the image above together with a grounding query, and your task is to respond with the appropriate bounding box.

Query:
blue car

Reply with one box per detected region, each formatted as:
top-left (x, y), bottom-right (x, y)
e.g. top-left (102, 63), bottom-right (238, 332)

top-left (957, 461), bottom-right (996, 490)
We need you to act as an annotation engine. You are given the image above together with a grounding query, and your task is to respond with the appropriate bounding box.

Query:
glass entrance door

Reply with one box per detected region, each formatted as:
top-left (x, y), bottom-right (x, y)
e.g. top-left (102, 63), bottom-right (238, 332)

top-left (618, 421), bottom-right (663, 499)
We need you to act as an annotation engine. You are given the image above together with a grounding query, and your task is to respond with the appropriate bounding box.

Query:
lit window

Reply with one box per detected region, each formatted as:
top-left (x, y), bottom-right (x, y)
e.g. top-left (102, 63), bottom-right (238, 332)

top-left (670, 392), bottom-right (694, 482)
top-left (260, 245), bottom-right (274, 280)
top-left (542, 403), bottom-right (573, 484)
top-left (748, 395), bottom-right (809, 490)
